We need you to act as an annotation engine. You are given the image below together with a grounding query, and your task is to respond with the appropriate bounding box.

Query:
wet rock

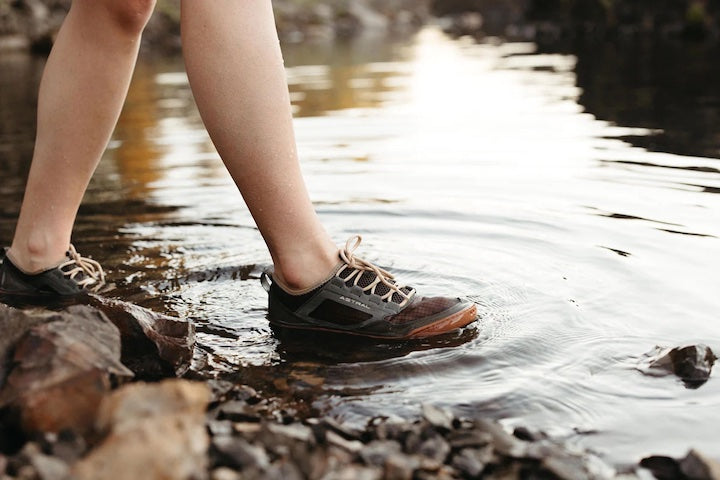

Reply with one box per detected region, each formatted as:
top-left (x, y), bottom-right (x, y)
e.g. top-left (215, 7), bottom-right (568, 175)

top-left (542, 452), bottom-right (592, 480)
top-left (42, 431), bottom-right (87, 464)
top-left (217, 400), bottom-right (261, 423)
top-left (207, 420), bottom-right (234, 437)
top-left (680, 449), bottom-right (720, 480)
top-left (326, 430), bottom-right (364, 454)
top-left (72, 379), bottom-right (210, 480)
top-left (384, 453), bottom-right (420, 480)
top-left (418, 435), bottom-right (451, 463)
top-left (8, 442), bottom-right (69, 480)
top-left (0, 306), bottom-right (132, 435)
top-left (422, 403), bottom-right (453, 431)
top-left (210, 467), bottom-right (242, 480)
top-left (368, 417), bottom-right (406, 442)
top-left (321, 464), bottom-right (382, 480)
top-left (451, 447), bottom-right (492, 477)
top-left (360, 440), bottom-right (402, 467)
top-left (314, 417), bottom-right (363, 441)
top-left (91, 296), bottom-right (195, 378)
top-left (447, 429), bottom-right (492, 450)
top-left (0, 306), bottom-right (56, 386)
top-left (473, 419), bottom-right (528, 458)
top-left (640, 455), bottom-right (684, 479)
top-left (639, 344), bottom-right (716, 388)
top-left (211, 436), bottom-right (269, 471)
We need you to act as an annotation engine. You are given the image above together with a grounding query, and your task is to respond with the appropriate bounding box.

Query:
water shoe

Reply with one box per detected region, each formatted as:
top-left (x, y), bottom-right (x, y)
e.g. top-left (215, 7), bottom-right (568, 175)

top-left (261, 236), bottom-right (477, 339)
top-left (0, 245), bottom-right (106, 304)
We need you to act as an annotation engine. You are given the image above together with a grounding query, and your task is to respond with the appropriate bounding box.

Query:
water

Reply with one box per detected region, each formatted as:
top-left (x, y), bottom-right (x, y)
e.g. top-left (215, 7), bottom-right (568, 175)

top-left (1, 28), bottom-right (719, 466)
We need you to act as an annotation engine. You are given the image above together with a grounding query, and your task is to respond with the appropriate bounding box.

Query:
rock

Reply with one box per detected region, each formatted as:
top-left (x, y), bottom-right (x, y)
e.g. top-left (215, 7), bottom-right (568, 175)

top-left (473, 419), bottom-right (527, 458)
top-left (0, 306), bottom-right (57, 387)
top-left (30, 453), bottom-right (69, 480)
top-left (207, 420), bottom-right (234, 437)
top-left (360, 440), bottom-right (402, 467)
top-left (217, 400), bottom-right (261, 423)
top-left (259, 422), bottom-right (315, 449)
top-left (210, 467), bottom-right (242, 480)
top-left (0, 305), bottom-right (132, 435)
top-left (90, 296), bottom-right (195, 378)
top-left (9, 443), bottom-right (69, 480)
top-left (640, 455), bottom-right (684, 480)
top-left (421, 404), bottom-right (453, 431)
top-left (72, 379), bottom-right (210, 480)
top-left (43, 431), bottom-right (87, 464)
top-left (326, 430), bottom-right (364, 454)
top-left (542, 453), bottom-right (592, 480)
top-left (639, 345), bottom-right (716, 388)
top-left (211, 436), bottom-right (269, 471)
top-left (680, 449), bottom-right (720, 480)
top-left (384, 453), bottom-right (420, 480)
top-left (451, 447), bottom-right (491, 477)
top-left (447, 429), bottom-right (492, 450)
top-left (418, 436), bottom-right (451, 463)
top-left (319, 464), bottom-right (382, 480)
top-left (315, 417), bottom-right (363, 441)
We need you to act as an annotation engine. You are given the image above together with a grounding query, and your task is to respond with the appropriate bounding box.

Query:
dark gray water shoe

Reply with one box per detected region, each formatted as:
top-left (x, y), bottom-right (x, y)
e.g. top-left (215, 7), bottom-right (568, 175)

top-left (0, 245), bottom-right (106, 304)
top-left (261, 236), bottom-right (478, 340)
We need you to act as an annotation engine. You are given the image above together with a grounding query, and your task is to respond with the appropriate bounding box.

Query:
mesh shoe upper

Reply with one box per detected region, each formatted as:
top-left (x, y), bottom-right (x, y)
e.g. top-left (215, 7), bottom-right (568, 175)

top-left (263, 236), bottom-right (477, 339)
top-left (0, 245), bottom-right (106, 298)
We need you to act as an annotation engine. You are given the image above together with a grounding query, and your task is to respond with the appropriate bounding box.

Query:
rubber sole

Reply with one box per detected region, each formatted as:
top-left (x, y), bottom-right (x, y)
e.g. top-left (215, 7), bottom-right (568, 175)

top-left (0, 289), bottom-right (88, 309)
top-left (269, 303), bottom-right (478, 340)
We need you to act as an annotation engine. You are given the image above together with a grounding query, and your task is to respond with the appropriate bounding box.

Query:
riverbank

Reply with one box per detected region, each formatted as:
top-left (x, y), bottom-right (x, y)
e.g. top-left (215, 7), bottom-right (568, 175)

top-left (1, 302), bottom-right (718, 479)
top-left (0, 0), bottom-right (430, 54)
top-left (2, 0), bottom-right (719, 54)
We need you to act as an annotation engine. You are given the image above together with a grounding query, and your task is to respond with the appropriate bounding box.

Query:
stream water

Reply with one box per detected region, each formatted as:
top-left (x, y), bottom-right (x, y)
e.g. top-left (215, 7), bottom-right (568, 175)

top-left (1, 27), bottom-right (719, 466)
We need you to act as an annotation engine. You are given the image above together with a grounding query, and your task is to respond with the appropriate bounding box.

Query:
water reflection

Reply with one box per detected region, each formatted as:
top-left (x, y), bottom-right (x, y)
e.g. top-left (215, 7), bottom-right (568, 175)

top-left (1, 27), bottom-right (719, 466)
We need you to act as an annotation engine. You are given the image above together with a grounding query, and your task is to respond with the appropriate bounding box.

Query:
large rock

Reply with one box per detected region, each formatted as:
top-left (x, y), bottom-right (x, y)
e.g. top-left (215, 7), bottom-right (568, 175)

top-left (90, 296), bottom-right (195, 379)
top-left (0, 305), bottom-right (132, 435)
top-left (0, 306), bottom-right (57, 387)
top-left (72, 379), bottom-right (211, 480)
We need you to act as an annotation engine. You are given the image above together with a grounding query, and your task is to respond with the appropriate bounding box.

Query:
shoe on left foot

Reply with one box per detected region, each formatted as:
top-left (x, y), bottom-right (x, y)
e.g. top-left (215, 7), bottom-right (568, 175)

top-left (262, 236), bottom-right (477, 340)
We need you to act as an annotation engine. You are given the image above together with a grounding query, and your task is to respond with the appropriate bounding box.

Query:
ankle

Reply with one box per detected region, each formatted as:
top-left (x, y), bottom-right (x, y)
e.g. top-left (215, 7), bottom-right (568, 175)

top-left (272, 241), bottom-right (339, 292)
top-left (8, 234), bottom-right (69, 274)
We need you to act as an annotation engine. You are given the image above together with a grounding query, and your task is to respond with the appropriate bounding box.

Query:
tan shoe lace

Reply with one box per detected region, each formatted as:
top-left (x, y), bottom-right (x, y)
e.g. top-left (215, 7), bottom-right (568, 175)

top-left (59, 244), bottom-right (106, 292)
top-left (337, 235), bottom-right (414, 307)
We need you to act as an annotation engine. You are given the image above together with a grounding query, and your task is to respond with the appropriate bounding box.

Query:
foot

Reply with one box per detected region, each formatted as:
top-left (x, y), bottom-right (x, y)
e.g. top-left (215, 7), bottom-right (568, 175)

top-left (0, 245), bottom-right (106, 304)
top-left (261, 236), bottom-right (478, 340)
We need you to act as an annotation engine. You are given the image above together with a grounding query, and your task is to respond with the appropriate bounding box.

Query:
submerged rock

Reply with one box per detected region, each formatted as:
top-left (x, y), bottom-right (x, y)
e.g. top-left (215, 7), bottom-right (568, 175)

top-left (72, 379), bottom-right (210, 480)
top-left (0, 305), bottom-right (132, 435)
top-left (639, 344), bottom-right (716, 388)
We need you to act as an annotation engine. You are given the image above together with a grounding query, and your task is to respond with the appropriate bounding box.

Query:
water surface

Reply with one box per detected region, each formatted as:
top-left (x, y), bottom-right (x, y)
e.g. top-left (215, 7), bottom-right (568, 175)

top-left (1, 29), bottom-right (719, 466)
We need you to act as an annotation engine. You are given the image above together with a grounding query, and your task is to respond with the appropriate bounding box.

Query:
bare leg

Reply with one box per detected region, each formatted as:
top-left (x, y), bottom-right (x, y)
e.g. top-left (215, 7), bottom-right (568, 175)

top-left (8, 0), bottom-right (156, 272)
top-left (181, 0), bottom-right (337, 290)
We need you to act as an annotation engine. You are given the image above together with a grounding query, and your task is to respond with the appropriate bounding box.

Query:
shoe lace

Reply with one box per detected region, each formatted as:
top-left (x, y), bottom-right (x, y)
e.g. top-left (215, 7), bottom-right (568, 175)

top-left (59, 245), bottom-right (106, 293)
top-left (337, 235), bottom-right (414, 307)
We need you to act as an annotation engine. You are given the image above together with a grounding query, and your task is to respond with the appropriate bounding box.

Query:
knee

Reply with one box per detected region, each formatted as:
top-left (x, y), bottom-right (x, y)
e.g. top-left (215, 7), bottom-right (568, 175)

top-left (101, 0), bottom-right (157, 36)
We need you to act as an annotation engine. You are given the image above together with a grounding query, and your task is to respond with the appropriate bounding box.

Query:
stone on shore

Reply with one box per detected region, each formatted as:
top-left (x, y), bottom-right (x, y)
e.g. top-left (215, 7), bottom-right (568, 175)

top-left (0, 305), bottom-right (132, 435)
top-left (72, 379), bottom-right (210, 480)
top-left (90, 296), bottom-right (195, 378)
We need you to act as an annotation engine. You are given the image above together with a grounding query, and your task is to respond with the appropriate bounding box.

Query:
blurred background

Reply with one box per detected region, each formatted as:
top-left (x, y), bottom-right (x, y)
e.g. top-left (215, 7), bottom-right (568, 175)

top-left (1, 0), bottom-right (719, 467)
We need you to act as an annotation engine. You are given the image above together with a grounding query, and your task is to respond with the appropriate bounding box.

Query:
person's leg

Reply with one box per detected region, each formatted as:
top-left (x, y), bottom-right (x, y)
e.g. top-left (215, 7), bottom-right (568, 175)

top-left (7, 0), bottom-right (156, 273)
top-left (180, 0), bottom-right (338, 291)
